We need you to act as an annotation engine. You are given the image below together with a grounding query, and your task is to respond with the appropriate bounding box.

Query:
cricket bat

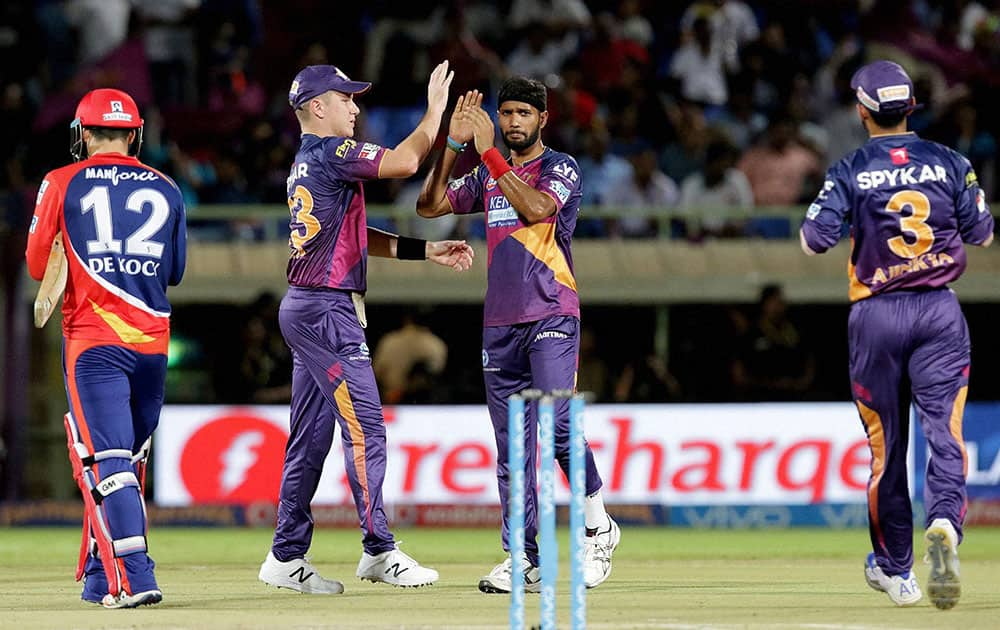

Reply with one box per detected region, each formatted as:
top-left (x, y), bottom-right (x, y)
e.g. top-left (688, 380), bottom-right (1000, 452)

top-left (33, 232), bottom-right (68, 328)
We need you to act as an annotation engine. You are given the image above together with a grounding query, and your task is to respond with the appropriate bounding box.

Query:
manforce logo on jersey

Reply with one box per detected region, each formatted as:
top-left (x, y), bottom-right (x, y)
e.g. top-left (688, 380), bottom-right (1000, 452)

top-left (178, 412), bottom-right (287, 504)
top-left (85, 166), bottom-right (158, 186)
top-left (856, 164), bottom-right (947, 190)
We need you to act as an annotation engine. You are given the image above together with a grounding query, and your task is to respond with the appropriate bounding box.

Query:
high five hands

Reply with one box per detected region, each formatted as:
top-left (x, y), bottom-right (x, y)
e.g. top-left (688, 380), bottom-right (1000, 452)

top-left (450, 91), bottom-right (495, 155)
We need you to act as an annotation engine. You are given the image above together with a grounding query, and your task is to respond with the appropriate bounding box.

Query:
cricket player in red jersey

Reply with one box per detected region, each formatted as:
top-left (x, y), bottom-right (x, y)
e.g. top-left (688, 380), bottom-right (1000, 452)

top-left (801, 60), bottom-right (994, 609)
top-left (25, 89), bottom-right (187, 608)
top-left (257, 61), bottom-right (475, 594)
top-left (416, 78), bottom-right (619, 593)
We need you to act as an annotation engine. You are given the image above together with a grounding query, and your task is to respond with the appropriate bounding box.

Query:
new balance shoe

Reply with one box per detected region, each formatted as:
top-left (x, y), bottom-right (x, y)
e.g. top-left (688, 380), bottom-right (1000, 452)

top-left (478, 553), bottom-right (541, 594)
top-left (925, 518), bottom-right (961, 610)
top-left (356, 545), bottom-right (438, 587)
top-left (864, 553), bottom-right (922, 606)
top-left (101, 589), bottom-right (162, 609)
top-left (584, 515), bottom-right (620, 588)
top-left (259, 551), bottom-right (345, 594)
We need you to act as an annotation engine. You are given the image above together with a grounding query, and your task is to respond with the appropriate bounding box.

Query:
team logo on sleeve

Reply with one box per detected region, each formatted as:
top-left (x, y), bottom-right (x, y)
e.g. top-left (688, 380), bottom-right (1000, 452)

top-left (553, 162), bottom-right (578, 182)
top-left (335, 139), bottom-right (357, 158)
top-left (889, 147), bottom-right (909, 165)
top-left (806, 203), bottom-right (821, 220)
top-left (359, 143), bottom-right (380, 160)
top-left (977, 189), bottom-right (987, 213)
top-left (966, 171), bottom-right (979, 188)
top-left (549, 179), bottom-right (571, 203)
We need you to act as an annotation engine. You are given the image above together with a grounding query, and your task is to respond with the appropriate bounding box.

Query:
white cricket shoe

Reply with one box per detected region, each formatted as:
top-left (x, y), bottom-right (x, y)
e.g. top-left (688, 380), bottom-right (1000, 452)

top-left (925, 518), bottom-right (961, 610)
top-left (258, 551), bottom-right (345, 594)
top-left (864, 553), bottom-right (922, 606)
top-left (584, 515), bottom-right (620, 588)
top-left (356, 545), bottom-right (438, 587)
top-left (478, 553), bottom-right (541, 594)
top-left (101, 589), bottom-right (162, 609)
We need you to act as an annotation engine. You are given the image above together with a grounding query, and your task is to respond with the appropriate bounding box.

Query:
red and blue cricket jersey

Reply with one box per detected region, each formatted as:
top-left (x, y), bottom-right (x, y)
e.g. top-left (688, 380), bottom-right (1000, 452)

top-left (25, 153), bottom-right (186, 348)
top-left (446, 147), bottom-right (581, 326)
top-left (285, 134), bottom-right (386, 291)
top-left (801, 133), bottom-right (994, 301)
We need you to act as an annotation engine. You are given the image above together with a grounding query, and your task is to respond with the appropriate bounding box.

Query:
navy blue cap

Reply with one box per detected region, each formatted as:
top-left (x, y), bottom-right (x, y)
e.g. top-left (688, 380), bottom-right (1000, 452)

top-left (289, 65), bottom-right (371, 109)
top-left (850, 60), bottom-right (916, 114)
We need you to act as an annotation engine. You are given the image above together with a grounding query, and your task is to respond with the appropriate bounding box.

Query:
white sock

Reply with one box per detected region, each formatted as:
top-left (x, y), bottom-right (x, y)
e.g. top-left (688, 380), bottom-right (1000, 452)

top-left (584, 490), bottom-right (608, 531)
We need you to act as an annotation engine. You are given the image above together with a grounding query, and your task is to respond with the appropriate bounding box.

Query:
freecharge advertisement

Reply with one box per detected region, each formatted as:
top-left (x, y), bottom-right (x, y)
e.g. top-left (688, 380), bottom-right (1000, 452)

top-left (154, 403), bottom-right (873, 507)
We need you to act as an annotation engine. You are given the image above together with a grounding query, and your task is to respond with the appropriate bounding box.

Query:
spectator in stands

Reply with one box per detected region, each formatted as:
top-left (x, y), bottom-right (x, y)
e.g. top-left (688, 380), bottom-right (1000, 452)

top-left (504, 21), bottom-right (578, 83)
top-left (575, 127), bottom-right (632, 237)
top-left (63, 0), bottom-right (131, 65)
top-left (373, 310), bottom-right (448, 405)
top-left (681, 0), bottom-right (759, 71)
top-left (730, 284), bottom-right (815, 401)
top-left (678, 139), bottom-right (754, 239)
top-left (430, 4), bottom-right (506, 96)
top-left (578, 12), bottom-right (648, 97)
top-left (713, 84), bottom-right (767, 150)
top-left (737, 118), bottom-right (822, 206)
top-left (618, 0), bottom-right (654, 48)
top-left (659, 101), bottom-right (711, 184)
top-left (507, 0), bottom-right (592, 35)
top-left (614, 352), bottom-right (682, 402)
top-left (670, 17), bottom-right (730, 108)
top-left (133, 0), bottom-right (201, 107)
top-left (604, 145), bottom-right (679, 238)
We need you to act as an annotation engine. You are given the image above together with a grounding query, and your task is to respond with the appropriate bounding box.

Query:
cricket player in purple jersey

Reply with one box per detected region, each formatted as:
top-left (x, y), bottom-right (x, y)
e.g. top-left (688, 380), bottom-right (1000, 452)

top-left (257, 61), bottom-right (475, 594)
top-left (416, 78), bottom-right (619, 593)
top-left (800, 60), bottom-right (994, 610)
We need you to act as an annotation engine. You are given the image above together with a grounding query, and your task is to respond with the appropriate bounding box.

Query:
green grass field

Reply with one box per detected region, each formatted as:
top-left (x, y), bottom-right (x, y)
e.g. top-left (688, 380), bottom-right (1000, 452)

top-left (2, 526), bottom-right (999, 629)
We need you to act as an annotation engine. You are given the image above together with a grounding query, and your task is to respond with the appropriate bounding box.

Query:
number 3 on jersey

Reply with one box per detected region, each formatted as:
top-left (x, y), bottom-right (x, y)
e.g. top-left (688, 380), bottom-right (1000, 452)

top-left (885, 190), bottom-right (934, 258)
top-left (289, 184), bottom-right (319, 258)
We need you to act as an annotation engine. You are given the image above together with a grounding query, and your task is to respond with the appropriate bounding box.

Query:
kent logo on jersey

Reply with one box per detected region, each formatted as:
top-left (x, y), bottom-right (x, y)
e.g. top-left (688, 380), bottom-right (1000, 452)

top-left (889, 147), bottom-right (909, 165)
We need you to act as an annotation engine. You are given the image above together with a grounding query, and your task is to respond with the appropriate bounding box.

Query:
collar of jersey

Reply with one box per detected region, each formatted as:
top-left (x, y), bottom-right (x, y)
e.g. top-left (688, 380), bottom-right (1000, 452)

top-left (84, 153), bottom-right (140, 164)
top-left (511, 146), bottom-right (549, 168)
top-left (867, 131), bottom-right (918, 143)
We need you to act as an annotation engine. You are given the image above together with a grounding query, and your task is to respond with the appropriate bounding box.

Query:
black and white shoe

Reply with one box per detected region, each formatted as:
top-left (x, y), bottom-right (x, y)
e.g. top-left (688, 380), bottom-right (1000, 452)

top-left (356, 545), bottom-right (438, 587)
top-left (478, 553), bottom-right (541, 594)
top-left (259, 551), bottom-right (345, 594)
top-left (584, 515), bottom-right (621, 588)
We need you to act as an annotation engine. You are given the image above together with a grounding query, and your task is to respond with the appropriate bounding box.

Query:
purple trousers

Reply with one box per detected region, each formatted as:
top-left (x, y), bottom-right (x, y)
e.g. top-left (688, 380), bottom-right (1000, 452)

top-left (849, 288), bottom-right (970, 576)
top-left (483, 315), bottom-right (604, 566)
top-left (271, 287), bottom-right (395, 560)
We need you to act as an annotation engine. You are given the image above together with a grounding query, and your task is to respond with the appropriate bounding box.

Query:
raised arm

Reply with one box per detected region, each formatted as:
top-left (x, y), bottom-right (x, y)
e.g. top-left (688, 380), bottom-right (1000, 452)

top-left (378, 60), bottom-right (454, 179)
top-left (467, 107), bottom-right (556, 224)
top-left (416, 90), bottom-right (483, 218)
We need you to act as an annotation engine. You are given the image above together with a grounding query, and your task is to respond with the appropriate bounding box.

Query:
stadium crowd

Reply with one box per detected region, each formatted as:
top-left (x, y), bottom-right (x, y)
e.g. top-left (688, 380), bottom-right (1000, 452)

top-left (4, 0), bottom-right (1000, 404)
top-left (4, 0), bottom-right (1000, 240)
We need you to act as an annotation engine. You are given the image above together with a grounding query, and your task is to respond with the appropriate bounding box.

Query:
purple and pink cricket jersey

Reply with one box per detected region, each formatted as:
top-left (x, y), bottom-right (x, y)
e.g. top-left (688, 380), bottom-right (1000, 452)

top-left (272, 134), bottom-right (398, 560)
top-left (447, 146), bottom-right (581, 326)
top-left (802, 132), bottom-right (994, 576)
top-left (448, 147), bottom-right (604, 564)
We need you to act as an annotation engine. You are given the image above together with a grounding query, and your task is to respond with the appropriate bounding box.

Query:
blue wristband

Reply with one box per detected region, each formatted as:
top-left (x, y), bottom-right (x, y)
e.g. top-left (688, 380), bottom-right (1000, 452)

top-left (446, 136), bottom-right (466, 153)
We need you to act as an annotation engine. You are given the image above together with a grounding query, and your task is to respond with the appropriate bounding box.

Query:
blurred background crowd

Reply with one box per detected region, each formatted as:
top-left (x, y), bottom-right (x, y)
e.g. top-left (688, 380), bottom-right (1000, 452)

top-left (3, 0), bottom-right (1000, 406)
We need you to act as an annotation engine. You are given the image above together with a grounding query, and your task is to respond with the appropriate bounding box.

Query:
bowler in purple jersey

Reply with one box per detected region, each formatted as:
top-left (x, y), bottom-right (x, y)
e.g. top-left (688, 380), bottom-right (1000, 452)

top-left (416, 78), bottom-right (619, 593)
top-left (258, 61), bottom-right (475, 594)
top-left (801, 60), bottom-right (994, 610)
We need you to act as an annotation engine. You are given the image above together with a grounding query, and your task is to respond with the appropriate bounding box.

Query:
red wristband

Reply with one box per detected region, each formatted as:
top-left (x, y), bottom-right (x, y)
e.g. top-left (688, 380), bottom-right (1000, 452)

top-left (482, 147), bottom-right (512, 180)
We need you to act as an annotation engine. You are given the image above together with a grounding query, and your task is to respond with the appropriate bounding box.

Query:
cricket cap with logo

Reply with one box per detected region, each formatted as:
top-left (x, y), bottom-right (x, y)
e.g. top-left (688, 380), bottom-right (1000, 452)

top-left (288, 65), bottom-right (371, 109)
top-left (850, 60), bottom-right (917, 115)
